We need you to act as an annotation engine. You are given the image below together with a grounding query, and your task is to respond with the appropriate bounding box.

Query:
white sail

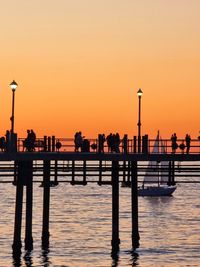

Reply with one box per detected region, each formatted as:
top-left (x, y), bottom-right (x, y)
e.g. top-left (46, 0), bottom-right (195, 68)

top-left (160, 139), bottom-right (169, 184)
top-left (143, 132), bottom-right (161, 185)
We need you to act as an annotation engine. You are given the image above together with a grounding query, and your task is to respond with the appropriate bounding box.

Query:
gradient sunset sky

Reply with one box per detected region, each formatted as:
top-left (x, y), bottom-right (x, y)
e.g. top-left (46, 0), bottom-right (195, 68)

top-left (0, 1), bottom-right (199, 139)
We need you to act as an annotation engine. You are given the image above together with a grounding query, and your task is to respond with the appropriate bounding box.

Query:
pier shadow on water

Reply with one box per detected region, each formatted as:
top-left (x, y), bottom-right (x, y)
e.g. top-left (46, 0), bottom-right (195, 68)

top-left (12, 247), bottom-right (51, 267)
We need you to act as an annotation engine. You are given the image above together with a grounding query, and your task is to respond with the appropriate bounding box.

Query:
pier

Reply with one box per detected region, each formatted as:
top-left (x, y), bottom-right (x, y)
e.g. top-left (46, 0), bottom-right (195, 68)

top-left (0, 135), bottom-right (200, 257)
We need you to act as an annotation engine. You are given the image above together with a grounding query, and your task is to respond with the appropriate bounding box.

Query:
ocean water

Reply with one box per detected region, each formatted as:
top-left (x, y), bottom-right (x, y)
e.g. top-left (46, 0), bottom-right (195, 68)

top-left (0, 164), bottom-right (200, 267)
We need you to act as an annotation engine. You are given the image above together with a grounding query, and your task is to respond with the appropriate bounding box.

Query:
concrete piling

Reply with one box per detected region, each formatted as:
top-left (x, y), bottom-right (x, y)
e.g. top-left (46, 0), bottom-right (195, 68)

top-left (111, 161), bottom-right (120, 253)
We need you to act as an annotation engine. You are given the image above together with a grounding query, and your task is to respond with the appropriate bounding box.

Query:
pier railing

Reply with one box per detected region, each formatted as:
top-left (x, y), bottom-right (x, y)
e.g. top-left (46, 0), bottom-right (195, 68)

top-left (15, 136), bottom-right (200, 154)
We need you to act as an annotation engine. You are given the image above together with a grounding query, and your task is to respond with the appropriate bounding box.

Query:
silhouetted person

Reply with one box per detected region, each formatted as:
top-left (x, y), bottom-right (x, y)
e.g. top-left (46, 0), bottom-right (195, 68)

top-left (56, 139), bottom-right (62, 152)
top-left (98, 134), bottom-right (105, 153)
top-left (82, 139), bottom-right (90, 152)
top-left (185, 134), bottom-right (191, 154)
top-left (24, 130), bottom-right (32, 151)
top-left (114, 133), bottom-right (120, 153)
top-left (74, 131), bottom-right (83, 152)
top-left (106, 133), bottom-right (112, 152)
top-left (30, 129), bottom-right (36, 151)
top-left (171, 133), bottom-right (178, 154)
top-left (122, 134), bottom-right (128, 154)
top-left (74, 132), bottom-right (79, 152)
top-left (5, 130), bottom-right (10, 152)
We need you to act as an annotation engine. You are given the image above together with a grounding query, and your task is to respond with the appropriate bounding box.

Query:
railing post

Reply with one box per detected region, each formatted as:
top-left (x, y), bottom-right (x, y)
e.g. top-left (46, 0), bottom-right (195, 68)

top-left (142, 134), bottom-right (148, 154)
top-left (98, 134), bottom-right (101, 153)
top-left (133, 136), bottom-right (137, 153)
top-left (43, 136), bottom-right (47, 152)
top-left (52, 136), bottom-right (55, 152)
top-left (123, 134), bottom-right (128, 154)
top-left (47, 137), bottom-right (51, 152)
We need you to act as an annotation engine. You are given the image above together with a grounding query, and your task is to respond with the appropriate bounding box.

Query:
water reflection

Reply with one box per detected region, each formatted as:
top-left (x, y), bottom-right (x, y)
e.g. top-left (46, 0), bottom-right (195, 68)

top-left (129, 250), bottom-right (139, 266)
top-left (41, 247), bottom-right (51, 267)
top-left (1, 181), bottom-right (200, 266)
top-left (24, 251), bottom-right (33, 267)
top-left (111, 249), bottom-right (119, 267)
top-left (12, 253), bottom-right (22, 267)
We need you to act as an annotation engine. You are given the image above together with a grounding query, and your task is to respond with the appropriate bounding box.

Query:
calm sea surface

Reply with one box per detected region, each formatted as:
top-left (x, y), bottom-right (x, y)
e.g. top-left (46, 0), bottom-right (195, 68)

top-left (0, 162), bottom-right (200, 267)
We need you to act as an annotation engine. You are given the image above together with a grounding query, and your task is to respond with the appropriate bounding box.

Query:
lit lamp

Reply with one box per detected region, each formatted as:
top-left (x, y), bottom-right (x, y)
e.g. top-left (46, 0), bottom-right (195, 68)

top-left (137, 88), bottom-right (143, 153)
top-left (10, 80), bottom-right (18, 134)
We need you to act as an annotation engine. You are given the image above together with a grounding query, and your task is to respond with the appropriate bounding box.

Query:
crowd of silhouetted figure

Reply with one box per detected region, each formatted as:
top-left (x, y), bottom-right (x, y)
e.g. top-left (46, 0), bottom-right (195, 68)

top-left (0, 130), bottom-right (197, 154)
top-left (23, 129), bottom-right (36, 151)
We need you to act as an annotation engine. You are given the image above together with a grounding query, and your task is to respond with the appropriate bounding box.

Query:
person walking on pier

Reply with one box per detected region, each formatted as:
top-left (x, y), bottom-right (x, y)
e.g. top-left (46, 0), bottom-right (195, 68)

top-left (171, 133), bottom-right (178, 154)
top-left (185, 134), bottom-right (191, 154)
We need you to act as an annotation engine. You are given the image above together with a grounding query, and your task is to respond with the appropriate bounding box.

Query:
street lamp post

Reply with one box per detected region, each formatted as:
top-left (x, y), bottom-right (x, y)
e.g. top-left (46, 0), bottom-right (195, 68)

top-left (137, 88), bottom-right (143, 153)
top-left (10, 80), bottom-right (18, 134)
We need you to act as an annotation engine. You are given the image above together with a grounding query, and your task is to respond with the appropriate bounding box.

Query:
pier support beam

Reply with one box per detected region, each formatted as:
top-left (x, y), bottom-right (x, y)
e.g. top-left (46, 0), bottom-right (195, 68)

top-left (168, 161), bottom-right (172, 186)
top-left (25, 161), bottom-right (34, 251)
top-left (54, 160), bottom-right (58, 186)
top-left (111, 161), bottom-right (120, 253)
top-left (42, 160), bottom-right (51, 248)
top-left (98, 160), bottom-right (102, 185)
top-left (171, 161), bottom-right (175, 185)
top-left (131, 161), bottom-right (140, 249)
top-left (168, 161), bottom-right (176, 186)
top-left (83, 160), bottom-right (87, 185)
top-left (12, 161), bottom-right (25, 255)
top-left (71, 160), bottom-right (75, 184)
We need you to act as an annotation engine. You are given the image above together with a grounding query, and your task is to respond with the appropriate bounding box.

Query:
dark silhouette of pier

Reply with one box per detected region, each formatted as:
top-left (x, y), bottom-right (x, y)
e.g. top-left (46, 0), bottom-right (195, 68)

top-left (0, 134), bottom-right (199, 258)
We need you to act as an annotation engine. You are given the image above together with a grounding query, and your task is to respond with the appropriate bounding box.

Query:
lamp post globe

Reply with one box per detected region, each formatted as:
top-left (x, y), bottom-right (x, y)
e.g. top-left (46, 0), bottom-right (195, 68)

top-left (10, 80), bottom-right (18, 91)
top-left (137, 88), bottom-right (143, 98)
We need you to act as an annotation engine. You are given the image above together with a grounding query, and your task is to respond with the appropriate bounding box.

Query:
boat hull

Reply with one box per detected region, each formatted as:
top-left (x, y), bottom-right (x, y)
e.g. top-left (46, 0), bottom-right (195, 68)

top-left (138, 185), bottom-right (177, 197)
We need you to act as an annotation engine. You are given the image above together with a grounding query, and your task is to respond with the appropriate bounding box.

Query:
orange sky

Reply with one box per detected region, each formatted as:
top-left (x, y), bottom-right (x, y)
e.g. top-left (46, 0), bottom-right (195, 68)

top-left (0, 1), bottom-right (200, 139)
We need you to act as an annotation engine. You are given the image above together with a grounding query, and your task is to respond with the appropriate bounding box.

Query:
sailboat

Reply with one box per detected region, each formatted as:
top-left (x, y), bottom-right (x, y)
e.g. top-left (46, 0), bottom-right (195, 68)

top-left (138, 132), bottom-right (177, 197)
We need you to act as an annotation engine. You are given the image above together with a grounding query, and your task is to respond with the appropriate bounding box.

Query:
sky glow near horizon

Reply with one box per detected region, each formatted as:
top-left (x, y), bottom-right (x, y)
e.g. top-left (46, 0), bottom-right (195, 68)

top-left (0, 0), bottom-right (200, 138)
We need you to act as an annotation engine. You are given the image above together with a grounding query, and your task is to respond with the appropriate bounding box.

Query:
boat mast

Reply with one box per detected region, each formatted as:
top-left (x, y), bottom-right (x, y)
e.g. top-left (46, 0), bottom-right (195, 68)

top-left (157, 130), bottom-right (160, 187)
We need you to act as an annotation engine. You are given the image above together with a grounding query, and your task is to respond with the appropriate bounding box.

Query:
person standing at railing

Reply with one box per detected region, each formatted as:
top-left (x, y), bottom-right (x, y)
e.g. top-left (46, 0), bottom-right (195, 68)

top-left (98, 134), bottom-right (105, 153)
top-left (74, 131), bottom-right (83, 152)
top-left (106, 133), bottom-right (112, 152)
top-left (114, 133), bottom-right (120, 153)
top-left (5, 130), bottom-right (11, 152)
top-left (171, 133), bottom-right (178, 154)
top-left (185, 134), bottom-right (191, 154)
top-left (30, 129), bottom-right (36, 151)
